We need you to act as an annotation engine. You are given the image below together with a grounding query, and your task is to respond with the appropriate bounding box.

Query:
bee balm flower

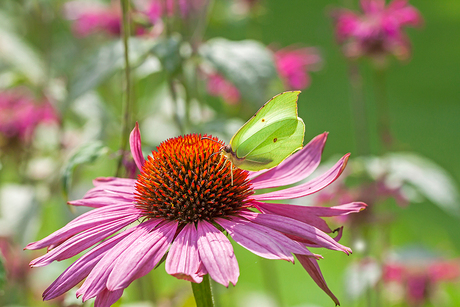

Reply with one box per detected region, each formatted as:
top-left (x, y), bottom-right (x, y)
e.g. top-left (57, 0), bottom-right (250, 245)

top-left (332, 0), bottom-right (423, 61)
top-left (26, 124), bottom-right (366, 306)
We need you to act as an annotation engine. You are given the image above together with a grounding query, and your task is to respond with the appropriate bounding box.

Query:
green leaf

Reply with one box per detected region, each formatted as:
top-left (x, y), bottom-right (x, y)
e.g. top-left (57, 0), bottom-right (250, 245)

top-left (199, 38), bottom-right (277, 104)
top-left (151, 35), bottom-right (182, 75)
top-left (0, 255), bottom-right (5, 291)
top-left (68, 38), bottom-right (157, 102)
top-left (62, 142), bottom-right (108, 199)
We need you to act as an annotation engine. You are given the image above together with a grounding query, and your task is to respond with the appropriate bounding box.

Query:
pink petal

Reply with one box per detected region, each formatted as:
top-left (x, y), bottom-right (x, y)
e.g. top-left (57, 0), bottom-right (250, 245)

top-left (250, 133), bottom-right (328, 190)
top-left (253, 154), bottom-right (350, 201)
top-left (239, 211), bottom-right (351, 255)
top-left (296, 254), bottom-right (340, 306)
top-left (26, 205), bottom-right (139, 251)
top-left (93, 177), bottom-right (136, 187)
top-left (30, 216), bottom-right (136, 267)
top-left (196, 220), bottom-right (239, 287)
top-left (129, 122), bottom-right (145, 171)
top-left (254, 201), bottom-right (367, 233)
top-left (43, 226), bottom-right (136, 300)
top-left (68, 197), bottom-right (133, 208)
top-left (107, 221), bottom-right (177, 291)
top-left (94, 288), bottom-right (124, 307)
top-left (165, 223), bottom-right (203, 283)
top-left (217, 217), bottom-right (317, 262)
top-left (77, 219), bottom-right (161, 301)
top-left (84, 184), bottom-right (135, 198)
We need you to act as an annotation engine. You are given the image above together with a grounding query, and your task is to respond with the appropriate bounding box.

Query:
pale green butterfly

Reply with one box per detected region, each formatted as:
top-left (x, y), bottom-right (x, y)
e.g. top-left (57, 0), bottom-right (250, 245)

top-left (219, 91), bottom-right (305, 183)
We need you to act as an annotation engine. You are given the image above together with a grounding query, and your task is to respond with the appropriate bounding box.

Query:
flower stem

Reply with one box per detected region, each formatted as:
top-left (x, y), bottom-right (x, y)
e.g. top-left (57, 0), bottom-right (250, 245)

top-left (373, 68), bottom-right (392, 152)
top-left (191, 275), bottom-right (215, 307)
top-left (348, 63), bottom-right (371, 156)
top-left (116, 0), bottom-right (133, 177)
top-left (168, 78), bottom-right (185, 134)
top-left (260, 258), bottom-right (283, 306)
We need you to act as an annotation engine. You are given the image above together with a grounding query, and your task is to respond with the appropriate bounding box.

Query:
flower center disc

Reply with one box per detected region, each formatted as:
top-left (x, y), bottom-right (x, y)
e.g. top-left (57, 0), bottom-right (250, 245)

top-left (135, 135), bottom-right (254, 224)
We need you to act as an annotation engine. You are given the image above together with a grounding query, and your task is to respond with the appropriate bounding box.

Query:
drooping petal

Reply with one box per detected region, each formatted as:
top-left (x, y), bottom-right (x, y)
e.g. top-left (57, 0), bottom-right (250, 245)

top-left (25, 205), bottom-right (140, 251)
top-left (77, 219), bottom-right (161, 301)
top-left (296, 254), bottom-right (340, 306)
top-left (43, 226), bottom-right (137, 300)
top-left (196, 220), bottom-right (239, 287)
top-left (253, 154), bottom-right (349, 201)
top-left (107, 221), bottom-right (177, 291)
top-left (254, 201), bottom-right (367, 233)
top-left (130, 122), bottom-right (145, 171)
top-left (217, 216), bottom-right (318, 262)
top-left (30, 216), bottom-right (136, 267)
top-left (165, 223), bottom-right (203, 283)
top-left (250, 133), bottom-right (328, 190)
top-left (239, 211), bottom-right (351, 254)
top-left (94, 288), bottom-right (124, 307)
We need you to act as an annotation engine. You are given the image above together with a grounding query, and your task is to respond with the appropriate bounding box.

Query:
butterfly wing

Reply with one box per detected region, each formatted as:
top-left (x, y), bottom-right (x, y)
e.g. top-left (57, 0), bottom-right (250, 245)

top-left (230, 91), bottom-right (301, 151)
top-left (229, 91), bottom-right (305, 171)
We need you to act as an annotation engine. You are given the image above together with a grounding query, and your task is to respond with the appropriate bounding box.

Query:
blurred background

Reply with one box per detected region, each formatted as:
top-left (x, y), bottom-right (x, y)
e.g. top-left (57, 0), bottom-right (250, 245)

top-left (0, 0), bottom-right (459, 306)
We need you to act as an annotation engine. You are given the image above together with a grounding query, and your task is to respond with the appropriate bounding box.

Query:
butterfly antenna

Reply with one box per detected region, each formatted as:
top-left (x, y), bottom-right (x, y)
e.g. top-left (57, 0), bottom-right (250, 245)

top-left (201, 136), bottom-right (223, 145)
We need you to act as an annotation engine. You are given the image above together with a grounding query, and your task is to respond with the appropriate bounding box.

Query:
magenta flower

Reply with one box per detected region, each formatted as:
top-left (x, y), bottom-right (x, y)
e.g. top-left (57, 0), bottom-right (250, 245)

top-left (65, 2), bottom-right (122, 37)
top-left (383, 252), bottom-right (460, 306)
top-left (26, 125), bottom-right (366, 306)
top-left (207, 73), bottom-right (241, 105)
top-left (0, 90), bottom-right (58, 143)
top-left (332, 0), bottom-right (423, 61)
top-left (274, 46), bottom-right (321, 90)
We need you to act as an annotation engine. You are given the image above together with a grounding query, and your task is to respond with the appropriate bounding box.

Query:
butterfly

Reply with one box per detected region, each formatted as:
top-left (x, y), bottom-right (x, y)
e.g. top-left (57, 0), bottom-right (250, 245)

top-left (220, 91), bottom-right (305, 184)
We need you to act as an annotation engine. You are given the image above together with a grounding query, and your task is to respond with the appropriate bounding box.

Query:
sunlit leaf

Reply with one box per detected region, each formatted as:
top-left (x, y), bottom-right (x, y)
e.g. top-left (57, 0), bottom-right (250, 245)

top-left (0, 184), bottom-right (38, 246)
top-left (0, 26), bottom-right (46, 86)
top-left (362, 153), bottom-right (460, 218)
top-left (344, 258), bottom-right (381, 300)
top-left (68, 38), bottom-right (157, 101)
top-left (62, 142), bottom-right (108, 199)
top-left (199, 38), bottom-right (277, 104)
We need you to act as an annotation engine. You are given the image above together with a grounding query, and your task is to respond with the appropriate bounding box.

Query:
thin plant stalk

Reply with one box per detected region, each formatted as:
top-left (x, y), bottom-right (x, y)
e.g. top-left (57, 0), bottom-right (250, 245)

top-left (348, 63), bottom-right (371, 156)
top-left (373, 68), bottom-right (392, 152)
top-left (260, 258), bottom-right (283, 306)
top-left (168, 78), bottom-right (185, 134)
top-left (116, 0), bottom-right (133, 177)
top-left (191, 275), bottom-right (215, 307)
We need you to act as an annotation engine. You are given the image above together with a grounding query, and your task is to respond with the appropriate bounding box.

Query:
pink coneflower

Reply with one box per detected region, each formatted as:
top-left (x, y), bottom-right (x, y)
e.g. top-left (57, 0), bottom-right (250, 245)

top-left (332, 0), bottom-right (423, 61)
top-left (207, 73), bottom-right (241, 105)
top-left (26, 124), bottom-right (366, 306)
top-left (274, 46), bottom-right (322, 90)
top-left (0, 90), bottom-right (58, 144)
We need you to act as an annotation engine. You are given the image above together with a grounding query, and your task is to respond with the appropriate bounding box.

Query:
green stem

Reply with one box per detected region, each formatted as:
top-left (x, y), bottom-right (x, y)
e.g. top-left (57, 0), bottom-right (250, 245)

top-left (191, 275), bottom-right (215, 307)
top-left (348, 63), bottom-right (371, 156)
top-left (168, 78), bottom-right (185, 134)
top-left (373, 69), bottom-right (392, 152)
top-left (116, 0), bottom-right (133, 177)
top-left (260, 258), bottom-right (283, 306)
